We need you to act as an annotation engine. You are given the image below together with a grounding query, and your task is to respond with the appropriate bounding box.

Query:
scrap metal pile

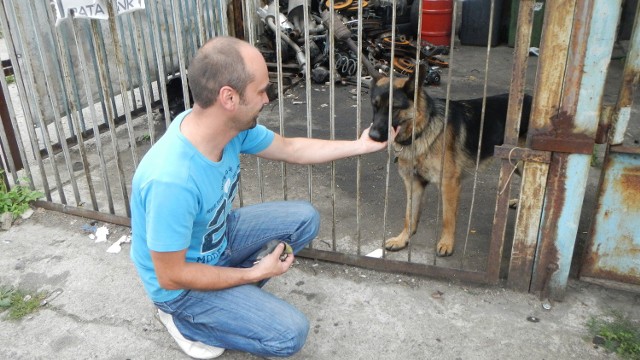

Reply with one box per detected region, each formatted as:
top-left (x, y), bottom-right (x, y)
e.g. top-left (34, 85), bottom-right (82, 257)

top-left (255, 0), bottom-right (448, 87)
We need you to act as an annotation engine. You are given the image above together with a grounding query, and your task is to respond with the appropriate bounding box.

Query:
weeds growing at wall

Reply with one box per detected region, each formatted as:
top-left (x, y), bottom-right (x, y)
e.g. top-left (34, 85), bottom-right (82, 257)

top-left (0, 171), bottom-right (42, 219)
top-left (588, 311), bottom-right (640, 360)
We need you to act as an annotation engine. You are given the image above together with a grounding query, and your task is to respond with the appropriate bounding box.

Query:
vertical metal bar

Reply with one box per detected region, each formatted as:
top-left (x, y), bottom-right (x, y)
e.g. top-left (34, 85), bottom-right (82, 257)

top-left (142, 6), bottom-right (159, 104)
top-left (50, 11), bottom-right (99, 211)
top-left (490, 1), bottom-right (539, 284)
top-left (0, 69), bottom-right (28, 184)
top-left (160, 1), bottom-right (177, 77)
top-left (610, 0), bottom-right (640, 145)
top-left (92, 13), bottom-right (131, 216)
top-left (8, 0), bottom-right (65, 203)
top-left (131, 11), bottom-right (156, 146)
top-left (0, 0), bottom-right (48, 198)
top-left (241, 2), bottom-right (264, 205)
top-left (240, 0), bottom-right (250, 43)
top-left (406, 0), bottom-right (427, 262)
top-left (90, 22), bottom-right (118, 124)
top-left (528, 0), bottom-right (577, 136)
top-left (537, 0), bottom-right (621, 300)
top-left (47, 5), bottom-right (88, 134)
top-left (117, 16), bottom-right (137, 111)
top-left (27, 1), bottom-right (81, 205)
top-left (355, 0), bottom-right (364, 256)
top-left (36, 1), bottom-right (75, 138)
top-left (218, 0), bottom-right (228, 35)
top-left (127, 15), bottom-right (146, 108)
top-left (530, 0), bottom-right (600, 300)
top-left (181, 0), bottom-right (192, 54)
top-left (0, 75), bottom-right (20, 181)
top-left (195, 0), bottom-right (206, 47)
top-left (328, 1), bottom-right (337, 251)
top-left (432, 0), bottom-right (457, 266)
top-left (170, 0), bottom-right (191, 110)
top-left (74, 17), bottom-right (116, 214)
top-left (0, 4), bottom-right (29, 182)
top-left (149, 1), bottom-right (172, 128)
top-left (461, 0), bottom-right (496, 265)
top-left (204, 0), bottom-right (214, 40)
top-left (106, 2), bottom-right (139, 170)
top-left (379, 0), bottom-right (398, 259)
top-left (271, 0), bottom-right (288, 201)
top-left (301, 0), bottom-right (314, 206)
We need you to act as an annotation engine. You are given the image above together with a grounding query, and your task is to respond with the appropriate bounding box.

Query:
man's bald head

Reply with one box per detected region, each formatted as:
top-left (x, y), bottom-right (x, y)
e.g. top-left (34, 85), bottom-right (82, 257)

top-left (187, 36), bottom-right (256, 108)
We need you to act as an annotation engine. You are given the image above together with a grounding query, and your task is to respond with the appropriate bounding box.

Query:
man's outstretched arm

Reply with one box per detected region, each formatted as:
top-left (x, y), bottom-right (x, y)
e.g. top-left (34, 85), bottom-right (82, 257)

top-left (257, 126), bottom-right (395, 165)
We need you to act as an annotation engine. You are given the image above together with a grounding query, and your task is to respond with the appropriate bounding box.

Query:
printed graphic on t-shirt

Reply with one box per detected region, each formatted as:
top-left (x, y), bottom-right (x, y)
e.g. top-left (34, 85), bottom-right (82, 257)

top-left (196, 165), bottom-right (240, 263)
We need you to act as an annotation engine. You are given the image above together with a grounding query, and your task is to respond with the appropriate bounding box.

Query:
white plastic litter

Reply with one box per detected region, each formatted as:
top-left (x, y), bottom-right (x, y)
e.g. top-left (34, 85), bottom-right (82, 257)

top-left (94, 226), bottom-right (109, 243)
top-left (366, 248), bottom-right (384, 258)
top-left (106, 235), bottom-right (131, 254)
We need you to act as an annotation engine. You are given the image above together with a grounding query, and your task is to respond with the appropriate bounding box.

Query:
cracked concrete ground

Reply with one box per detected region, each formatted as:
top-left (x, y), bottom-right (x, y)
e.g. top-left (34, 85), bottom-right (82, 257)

top-left (1, 208), bottom-right (639, 359)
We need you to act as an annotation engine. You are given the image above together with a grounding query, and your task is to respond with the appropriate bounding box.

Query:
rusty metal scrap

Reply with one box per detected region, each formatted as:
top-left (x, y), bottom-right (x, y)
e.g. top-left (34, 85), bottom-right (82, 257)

top-left (256, 1), bottom-right (449, 84)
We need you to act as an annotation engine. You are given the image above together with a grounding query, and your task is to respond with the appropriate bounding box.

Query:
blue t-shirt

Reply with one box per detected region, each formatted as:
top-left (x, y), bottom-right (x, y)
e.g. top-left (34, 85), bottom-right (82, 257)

top-left (130, 110), bottom-right (274, 302)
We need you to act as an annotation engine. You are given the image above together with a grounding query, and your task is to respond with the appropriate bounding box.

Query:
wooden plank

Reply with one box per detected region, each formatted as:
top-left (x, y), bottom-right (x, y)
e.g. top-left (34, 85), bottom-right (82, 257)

top-left (507, 161), bottom-right (549, 291)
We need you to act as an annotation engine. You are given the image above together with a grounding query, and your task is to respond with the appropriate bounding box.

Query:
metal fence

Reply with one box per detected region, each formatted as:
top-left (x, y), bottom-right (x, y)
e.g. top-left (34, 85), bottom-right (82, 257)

top-left (0, 0), bottom-right (635, 291)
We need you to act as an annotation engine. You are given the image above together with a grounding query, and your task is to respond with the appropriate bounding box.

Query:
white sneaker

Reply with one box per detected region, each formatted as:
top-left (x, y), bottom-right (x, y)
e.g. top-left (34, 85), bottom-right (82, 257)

top-left (156, 308), bottom-right (225, 359)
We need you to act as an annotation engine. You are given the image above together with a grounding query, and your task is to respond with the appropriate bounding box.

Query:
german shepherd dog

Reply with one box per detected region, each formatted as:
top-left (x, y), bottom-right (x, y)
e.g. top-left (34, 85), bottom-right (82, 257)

top-left (368, 64), bottom-right (531, 256)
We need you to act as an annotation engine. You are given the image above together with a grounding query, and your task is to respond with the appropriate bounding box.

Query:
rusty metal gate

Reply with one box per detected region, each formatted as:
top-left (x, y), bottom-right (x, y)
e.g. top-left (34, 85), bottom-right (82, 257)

top-left (0, 0), bottom-right (636, 296)
top-left (580, 0), bottom-right (640, 293)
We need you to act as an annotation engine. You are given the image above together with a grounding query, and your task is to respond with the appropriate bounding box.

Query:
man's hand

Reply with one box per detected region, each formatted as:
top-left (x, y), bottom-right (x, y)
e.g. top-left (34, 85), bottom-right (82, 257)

top-left (251, 243), bottom-right (295, 279)
top-left (359, 125), bottom-right (397, 152)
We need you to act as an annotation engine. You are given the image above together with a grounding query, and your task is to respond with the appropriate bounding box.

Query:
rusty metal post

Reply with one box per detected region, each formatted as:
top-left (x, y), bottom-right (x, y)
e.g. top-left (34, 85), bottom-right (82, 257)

top-left (531, 0), bottom-right (622, 300)
top-left (489, 0), bottom-right (538, 286)
top-left (502, 0), bottom-right (581, 291)
top-left (610, 0), bottom-right (640, 145)
top-left (0, 75), bottom-right (23, 171)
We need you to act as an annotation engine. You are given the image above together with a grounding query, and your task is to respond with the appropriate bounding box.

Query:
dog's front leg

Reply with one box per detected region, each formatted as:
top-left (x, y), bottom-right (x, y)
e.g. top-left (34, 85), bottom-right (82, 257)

top-left (385, 172), bottom-right (426, 252)
top-left (437, 172), bottom-right (461, 257)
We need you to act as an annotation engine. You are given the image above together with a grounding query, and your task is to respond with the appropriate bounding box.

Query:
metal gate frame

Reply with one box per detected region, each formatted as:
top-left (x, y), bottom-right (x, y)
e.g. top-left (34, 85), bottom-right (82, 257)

top-left (0, 0), bottom-right (632, 294)
top-left (580, 0), bottom-right (640, 293)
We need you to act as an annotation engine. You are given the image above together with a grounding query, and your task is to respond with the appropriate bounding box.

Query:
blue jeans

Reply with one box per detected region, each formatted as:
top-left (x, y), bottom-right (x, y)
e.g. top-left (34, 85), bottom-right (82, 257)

top-left (154, 201), bottom-right (320, 357)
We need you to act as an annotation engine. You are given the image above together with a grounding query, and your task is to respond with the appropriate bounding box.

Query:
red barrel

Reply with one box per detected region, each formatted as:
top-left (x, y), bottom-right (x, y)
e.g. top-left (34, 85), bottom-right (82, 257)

top-left (419, 0), bottom-right (453, 46)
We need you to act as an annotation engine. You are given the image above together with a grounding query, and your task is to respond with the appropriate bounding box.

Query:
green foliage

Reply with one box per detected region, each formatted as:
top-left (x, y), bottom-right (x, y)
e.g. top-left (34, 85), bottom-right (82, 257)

top-left (588, 311), bottom-right (640, 360)
top-left (0, 286), bottom-right (47, 320)
top-left (0, 173), bottom-right (42, 219)
top-left (5, 74), bottom-right (15, 84)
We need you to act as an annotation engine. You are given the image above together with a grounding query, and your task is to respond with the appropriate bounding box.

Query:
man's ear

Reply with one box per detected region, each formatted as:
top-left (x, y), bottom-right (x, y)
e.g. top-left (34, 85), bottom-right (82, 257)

top-left (219, 86), bottom-right (237, 110)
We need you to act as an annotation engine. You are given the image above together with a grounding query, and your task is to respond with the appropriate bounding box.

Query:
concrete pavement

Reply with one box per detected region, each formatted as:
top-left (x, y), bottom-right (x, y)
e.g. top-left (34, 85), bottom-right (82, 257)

top-left (1, 208), bottom-right (637, 359)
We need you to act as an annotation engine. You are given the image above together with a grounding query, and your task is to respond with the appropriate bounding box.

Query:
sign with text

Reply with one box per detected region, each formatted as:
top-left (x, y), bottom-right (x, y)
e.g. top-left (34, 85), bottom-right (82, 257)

top-left (53, 0), bottom-right (145, 24)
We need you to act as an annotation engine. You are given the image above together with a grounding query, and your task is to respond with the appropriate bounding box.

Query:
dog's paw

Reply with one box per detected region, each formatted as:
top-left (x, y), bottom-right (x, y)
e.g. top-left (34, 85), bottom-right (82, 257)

top-left (384, 237), bottom-right (409, 252)
top-left (436, 241), bottom-right (454, 257)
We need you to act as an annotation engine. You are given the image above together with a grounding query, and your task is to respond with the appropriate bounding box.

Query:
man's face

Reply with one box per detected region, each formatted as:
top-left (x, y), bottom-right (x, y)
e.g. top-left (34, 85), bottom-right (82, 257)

top-left (236, 54), bottom-right (270, 130)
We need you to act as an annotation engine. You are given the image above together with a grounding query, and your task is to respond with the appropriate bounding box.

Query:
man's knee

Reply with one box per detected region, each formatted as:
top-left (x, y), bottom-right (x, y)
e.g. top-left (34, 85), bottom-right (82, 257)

top-left (293, 201), bottom-right (320, 235)
top-left (263, 314), bottom-right (309, 357)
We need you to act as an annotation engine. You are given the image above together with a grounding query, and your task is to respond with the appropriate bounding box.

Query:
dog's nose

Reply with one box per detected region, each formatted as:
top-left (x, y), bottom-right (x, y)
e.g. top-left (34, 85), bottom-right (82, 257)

top-left (368, 127), bottom-right (387, 142)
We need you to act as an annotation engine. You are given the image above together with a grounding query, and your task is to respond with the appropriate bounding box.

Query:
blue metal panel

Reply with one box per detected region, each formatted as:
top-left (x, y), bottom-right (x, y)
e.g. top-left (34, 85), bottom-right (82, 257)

top-left (547, 154), bottom-right (591, 291)
top-left (582, 151), bottom-right (640, 286)
top-left (534, 0), bottom-right (623, 299)
top-left (574, 0), bottom-right (622, 133)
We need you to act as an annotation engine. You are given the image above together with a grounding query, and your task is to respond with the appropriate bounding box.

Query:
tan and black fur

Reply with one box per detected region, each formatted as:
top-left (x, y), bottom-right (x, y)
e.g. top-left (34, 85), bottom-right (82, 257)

top-left (368, 65), bottom-right (531, 256)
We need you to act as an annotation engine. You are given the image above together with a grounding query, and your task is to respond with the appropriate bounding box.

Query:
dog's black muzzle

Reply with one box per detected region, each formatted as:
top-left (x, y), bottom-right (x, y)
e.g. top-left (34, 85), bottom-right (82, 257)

top-left (369, 111), bottom-right (395, 142)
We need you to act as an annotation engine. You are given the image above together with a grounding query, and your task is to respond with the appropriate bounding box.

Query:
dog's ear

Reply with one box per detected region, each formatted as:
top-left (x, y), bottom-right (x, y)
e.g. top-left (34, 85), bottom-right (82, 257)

top-left (404, 62), bottom-right (428, 99)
